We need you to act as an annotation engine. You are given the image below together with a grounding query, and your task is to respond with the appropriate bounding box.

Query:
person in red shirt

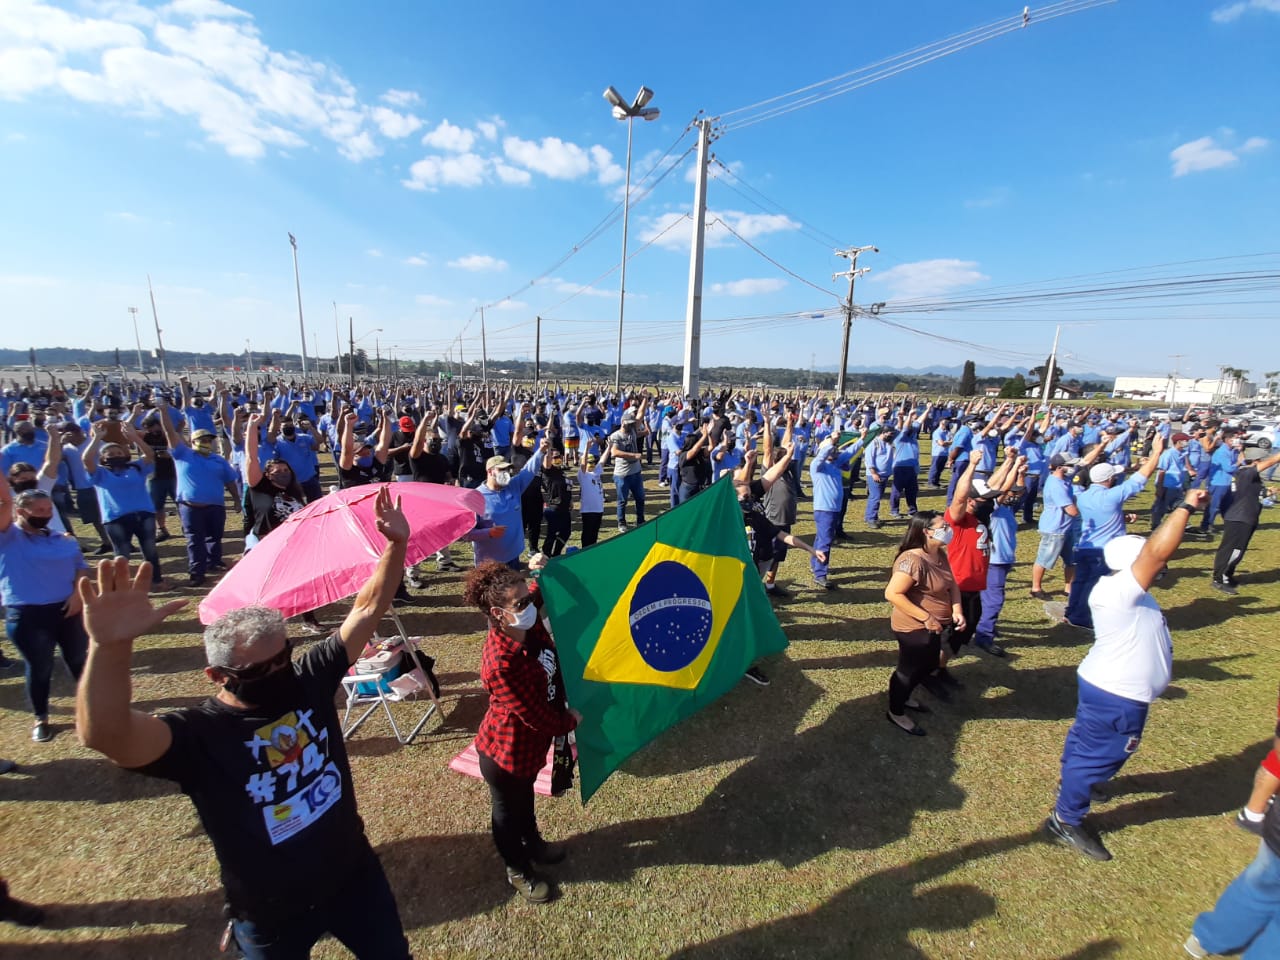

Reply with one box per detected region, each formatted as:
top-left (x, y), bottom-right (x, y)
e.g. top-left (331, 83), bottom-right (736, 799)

top-left (463, 561), bottom-right (580, 904)
top-left (926, 453), bottom-right (1021, 697)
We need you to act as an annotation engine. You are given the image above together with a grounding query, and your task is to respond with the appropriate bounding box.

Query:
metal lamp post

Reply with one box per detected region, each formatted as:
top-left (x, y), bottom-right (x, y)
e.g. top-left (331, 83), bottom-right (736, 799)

top-left (288, 232), bottom-right (309, 379)
top-left (603, 85), bottom-right (660, 394)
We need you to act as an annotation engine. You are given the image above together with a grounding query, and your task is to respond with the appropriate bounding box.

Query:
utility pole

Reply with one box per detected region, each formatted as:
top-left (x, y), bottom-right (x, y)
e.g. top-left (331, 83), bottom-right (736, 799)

top-left (288, 233), bottom-right (309, 378)
top-left (682, 116), bottom-right (712, 397)
top-left (333, 301), bottom-right (345, 379)
top-left (833, 245), bottom-right (877, 398)
top-left (128, 306), bottom-right (145, 373)
top-left (147, 274), bottom-right (168, 382)
top-left (375, 336), bottom-right (381, 380)
top-left (809, 352), bottom-right (815, 391)
top-left (1168, 353), bottom-right (1185, 406)
top-left (535, 315), bottom-right (541, 385)
top-left (1040, 324), bottom-right (1062, 407)
top-left (246, 338), bottom-right (254, 372)
top-left (480, 307), bottom-right (488, 389)
top-left (348, 316), bottom-right (356, 388)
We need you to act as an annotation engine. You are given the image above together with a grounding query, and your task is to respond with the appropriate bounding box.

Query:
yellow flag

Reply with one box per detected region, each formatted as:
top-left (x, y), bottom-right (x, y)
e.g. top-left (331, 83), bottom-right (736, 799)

top-left (582, 542), bottom-right (745, 689)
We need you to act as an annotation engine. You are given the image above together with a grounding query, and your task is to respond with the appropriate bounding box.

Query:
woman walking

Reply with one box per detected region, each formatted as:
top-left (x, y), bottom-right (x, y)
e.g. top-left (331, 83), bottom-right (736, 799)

top-left (883, 512), bottom-right (965, 736)
top-left (463, 561), bottom-right (580, 904)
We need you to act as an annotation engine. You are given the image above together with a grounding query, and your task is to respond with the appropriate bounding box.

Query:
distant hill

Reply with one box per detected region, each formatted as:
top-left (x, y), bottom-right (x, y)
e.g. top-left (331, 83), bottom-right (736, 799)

top-left (816, 362), bottom-right (1115, 385)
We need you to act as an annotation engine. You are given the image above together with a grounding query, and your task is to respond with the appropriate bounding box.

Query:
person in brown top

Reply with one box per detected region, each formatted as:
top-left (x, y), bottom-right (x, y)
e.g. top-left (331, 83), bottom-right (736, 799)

top-left (883, 511), bottom-right (966, 736)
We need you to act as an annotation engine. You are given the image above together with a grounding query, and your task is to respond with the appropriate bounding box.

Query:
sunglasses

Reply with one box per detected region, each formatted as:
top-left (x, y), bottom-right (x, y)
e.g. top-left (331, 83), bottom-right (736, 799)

top-left (220, 640), bottom-right (293, 680)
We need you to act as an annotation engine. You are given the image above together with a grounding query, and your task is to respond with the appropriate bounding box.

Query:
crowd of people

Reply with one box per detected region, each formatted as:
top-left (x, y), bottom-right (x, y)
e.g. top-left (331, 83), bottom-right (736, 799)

top-left (1, 370), bottom-right (1278, 955)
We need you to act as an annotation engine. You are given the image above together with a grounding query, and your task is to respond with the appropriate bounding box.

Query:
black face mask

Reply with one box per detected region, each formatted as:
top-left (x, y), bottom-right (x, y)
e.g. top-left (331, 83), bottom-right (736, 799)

top-left (223, 664), bottom-right (302, 713)
top-left (23, 515), bottom-right (51, 529)
top-left (104, 456), bottom-right (130, 469)
top-left (11, 480), bottom-right (37, 492)
top-left (282, 429), bottom-right (296, 440)
top-left (16, 433), bottom-right (35, 444)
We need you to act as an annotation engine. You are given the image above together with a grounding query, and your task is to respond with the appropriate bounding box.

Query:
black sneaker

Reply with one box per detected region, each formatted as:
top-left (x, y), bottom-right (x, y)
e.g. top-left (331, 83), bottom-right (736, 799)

top-left (506, 867), bottom-right (552, 904)
top-left (977, 640), bottom-right (1006, 658)
top-left (0, 758), bottom-right (15, 775)
top-left (94, 543), bottom-right (115, 556)
top-left (764, 584), bottom-right (789, 598)
top-left (189, 573), bottom-right (206, 587)
top-left (1236, 808), bottom-right (1265, 836)
top-left (936, 668), bottom-right (965, 690)
top-left (1044, 811), bottom-right (1112, 861)
top-left (392, 586), bottom-right (414, 607)
top-left (919, 675), bottom-right (953, 703)
top-left (743, 666), bottom-right (770, 687)
top-left (31, 720), bottom-right (51, 743)
top-left (1211, 581), bottom-right (1238, 596)
top-left (1029, 589), bottom-right (1052, 601)
top-left (155, 530), bottom-right (171, 542)
top-left (886, 711), bottom-right (926, 736)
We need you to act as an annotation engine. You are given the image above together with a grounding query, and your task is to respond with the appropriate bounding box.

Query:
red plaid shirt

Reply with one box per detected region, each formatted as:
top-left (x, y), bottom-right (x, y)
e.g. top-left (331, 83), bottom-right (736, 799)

top-left (475, 587), bottom-right (577, 777)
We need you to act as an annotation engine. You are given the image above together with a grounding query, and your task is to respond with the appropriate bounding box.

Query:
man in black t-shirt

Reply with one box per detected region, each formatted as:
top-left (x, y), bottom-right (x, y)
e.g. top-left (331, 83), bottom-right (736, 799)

top-left (1211, 446), bottom-right (1280, 594)
top-left (337, 411), bottom-right (391, 489)
top-left (75, 488), bottom-right (412, 960)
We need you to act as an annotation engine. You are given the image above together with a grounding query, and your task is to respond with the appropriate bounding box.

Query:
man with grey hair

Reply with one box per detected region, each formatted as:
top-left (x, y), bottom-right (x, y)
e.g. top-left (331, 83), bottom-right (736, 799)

top-left (75, 486), bottom-right (412, 959)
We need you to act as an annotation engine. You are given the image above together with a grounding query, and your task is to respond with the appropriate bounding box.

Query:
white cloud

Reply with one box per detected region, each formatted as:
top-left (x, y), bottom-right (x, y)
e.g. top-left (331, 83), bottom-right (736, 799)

top-left (1169, 134), bottom-right (1268, 176)
top-left (164, 0), bottom-right (252, 19)
top-left (545, 277), bottom-right (615, 299)
top-left (684, 157), bottom-right (742, 184)
top-left (493, 161), bottom-right (532, 186)
top-left (710, 278), bottom-right (787, 297)
top-left (0, 48), bottom-right (60, 97)
top-left (490, 298), bottom-right (526, 311)
top-left (365, 248), bottom-right (382, 257)
top-left (590, 145), bottom-right (624, 185)
top-left (475, 118), bottom-right (501, 141)
top-left (379, 88), bottom-right (420, 107)
top-left (421, 119), bottom-right (475, 153)
top-left (1211, 0), bottom-right (1280, 22)
top-left (639, 209), bottom-right (800, 252)
top-left (402, 255), bottom-right (428, 266)
top-left (868, 259), bottom-right (989, 299)
top-left (402, 152), bottom-right (488, 190)
top-left (415, 293), bottom-right (451, 306)
top-left (371, 106), bottom-right (421, 139)
top-left (502, 135), bottom-right (591, 179)
top-left (449, 254), bottom-right (507, 272)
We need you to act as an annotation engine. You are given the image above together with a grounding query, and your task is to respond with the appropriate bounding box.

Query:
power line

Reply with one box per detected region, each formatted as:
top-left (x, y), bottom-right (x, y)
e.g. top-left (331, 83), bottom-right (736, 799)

top-left (711, 217), bottom-right (844, 301)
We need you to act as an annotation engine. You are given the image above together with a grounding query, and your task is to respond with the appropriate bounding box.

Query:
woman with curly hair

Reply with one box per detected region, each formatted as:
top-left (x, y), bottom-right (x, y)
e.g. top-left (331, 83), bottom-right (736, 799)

top-left (463, 561), bottom-right (580, 904)
top-left (883, 511), bottom-right (965, 736)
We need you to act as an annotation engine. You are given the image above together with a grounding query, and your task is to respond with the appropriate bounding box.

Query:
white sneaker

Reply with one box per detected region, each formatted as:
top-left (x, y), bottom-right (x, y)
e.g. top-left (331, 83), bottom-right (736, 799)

top-left (1183, 934), bottom-right (1208, 958)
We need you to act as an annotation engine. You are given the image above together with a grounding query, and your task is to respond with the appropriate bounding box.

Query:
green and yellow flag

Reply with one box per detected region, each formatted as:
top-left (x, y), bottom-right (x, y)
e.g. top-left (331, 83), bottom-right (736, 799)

top-left (537, 477), bottom-right (788, 801)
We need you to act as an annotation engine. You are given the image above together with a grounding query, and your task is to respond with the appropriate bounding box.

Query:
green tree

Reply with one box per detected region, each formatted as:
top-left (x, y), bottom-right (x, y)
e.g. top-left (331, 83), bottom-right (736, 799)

top-left (958, 360), bottom-right (977, 397)
top-left (998, 373), bottom-right (1027, 399)
top-left (894, 381), bottom-right (910, 392)
top-left (1030, 356), bottom-right (1064, 398)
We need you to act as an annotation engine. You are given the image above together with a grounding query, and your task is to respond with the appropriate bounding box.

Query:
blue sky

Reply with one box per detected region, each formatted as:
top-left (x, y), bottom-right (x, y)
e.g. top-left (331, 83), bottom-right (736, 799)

top-left (0, 0), bottom-right (1276, 381)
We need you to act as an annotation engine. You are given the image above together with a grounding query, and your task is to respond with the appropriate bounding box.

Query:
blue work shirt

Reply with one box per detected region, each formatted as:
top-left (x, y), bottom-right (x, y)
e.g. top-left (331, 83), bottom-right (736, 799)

top-left (1207, 445), bottom-right (1238, 488)
top-left (973, 433), bottom-right (1001, 474)
top-left (892, 433), bottom-right (920, 468)
top-left (491, 415), bottom-right (514, 449)
top-left (950, 425), bottom-right (974, 462)
top-left (1076, 472), bottom-right (1149, 550)
top-left (90, 461), bottom-right (156, 521)
top-left (1022, 441), bottom-right (1046, 476)
top-left (1157, 448), bottom-right (1188, 489)
top-left (466, 449), bottom-right (544, 565)
top-left (713, 446), bottom-right (742, 482)
top-left (1038, 474), bottom-right (1076, 535)
top-left (988, 503), bottom-right (1017, 565)
top-left (0, 524), bottom-right (88, 606)
top-left (1, 437), bottom-right (48, 475)
top-left (183, 403), bottom-right (216, 435)
top-left (171, 445), bottom-right (238, 504)
top-left (272, 434), bottom-right (318, 482)
top-left (866, 438), bottom-right (893, 476)
top-left (930, 427), bottom-right (951, 460)
top-left (61, 441), bottom-right (92, 489)
top-left (1105, 431), bottom-right (1133, 470)
top-left (1082, 424), bottom-right (1102, 446)
top-left (809, 440), bottom-right (858, 512)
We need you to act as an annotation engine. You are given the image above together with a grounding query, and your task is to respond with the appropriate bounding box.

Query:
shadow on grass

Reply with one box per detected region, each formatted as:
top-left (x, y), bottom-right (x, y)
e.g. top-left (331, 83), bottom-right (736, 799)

top-left (1096, 738), bottom-right (1272, 834)
top-left (9, 890), bottom-right (226, 958)
top-left (1166, 595), bottom-right (1280, 631)
top-left (0, 757), bottom-right (175, 803)
top-left (666, 832), bottom-right (1070, 960)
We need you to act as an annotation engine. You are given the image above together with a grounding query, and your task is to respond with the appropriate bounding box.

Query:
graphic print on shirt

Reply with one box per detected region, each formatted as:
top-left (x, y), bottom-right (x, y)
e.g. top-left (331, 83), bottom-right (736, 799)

top-left (242, 709), bottom-right (342, 846)
top-left (974, 523), bottom-right (990, 557)
top-left (538, 647), bottom-right (559, 703)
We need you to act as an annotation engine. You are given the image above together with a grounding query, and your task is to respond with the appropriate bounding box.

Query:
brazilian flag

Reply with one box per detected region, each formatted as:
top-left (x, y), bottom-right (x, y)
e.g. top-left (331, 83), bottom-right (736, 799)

top-left (536, 477), bottom-right (787, 802)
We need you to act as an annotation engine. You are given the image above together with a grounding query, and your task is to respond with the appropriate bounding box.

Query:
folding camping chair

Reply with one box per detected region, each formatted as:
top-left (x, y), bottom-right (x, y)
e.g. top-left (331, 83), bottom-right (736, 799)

top-left (340, 609), bottom-right (444, 745)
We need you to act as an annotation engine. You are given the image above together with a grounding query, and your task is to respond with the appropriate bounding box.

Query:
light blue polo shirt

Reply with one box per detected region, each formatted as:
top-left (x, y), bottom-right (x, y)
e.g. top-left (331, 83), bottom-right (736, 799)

top-left (272, 434), bottom-right (318, 483)
top-left (1076, 472), bottom-right (1149, 550)
top-left (171, 445), bottom-right (238, 504)
top-left (989, 503), bottom-right (1018, 565)
top-left (466, 449), bottom-right (543, 565)
top-left (90, 461), bottom-right (156, 521)
top-left (809, 440), bottom-right (858, 512)
top-left (0, 524), bottom-right (88, 606)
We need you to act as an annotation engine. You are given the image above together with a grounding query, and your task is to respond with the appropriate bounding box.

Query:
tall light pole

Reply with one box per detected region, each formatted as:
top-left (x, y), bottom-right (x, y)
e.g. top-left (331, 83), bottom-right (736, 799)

top-left (246, 338), bottom-right (254, 373)
top-left (127, 306), bottom-right (145, 374)
top-left (603, 84), bottom-right (660, 394)
top-left (288, 232), bottom-right (309, 379)
top-left (147, 274), bottom-right (168, 382)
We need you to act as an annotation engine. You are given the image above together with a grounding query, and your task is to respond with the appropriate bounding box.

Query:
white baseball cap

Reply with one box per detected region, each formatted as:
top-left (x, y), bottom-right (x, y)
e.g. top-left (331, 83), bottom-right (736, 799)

top-left (1103, 534), bottom-right (1145, 572)
top-left (1089, 463), bottom-right (1121, 484)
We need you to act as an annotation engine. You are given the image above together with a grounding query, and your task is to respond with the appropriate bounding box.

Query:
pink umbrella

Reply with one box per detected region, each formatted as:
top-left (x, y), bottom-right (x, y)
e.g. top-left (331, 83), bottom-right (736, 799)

top-left (198, 483), bottom-right (484, 624)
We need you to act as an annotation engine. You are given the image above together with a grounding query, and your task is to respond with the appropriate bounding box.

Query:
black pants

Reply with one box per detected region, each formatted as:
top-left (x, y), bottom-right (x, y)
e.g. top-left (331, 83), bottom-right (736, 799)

top-left (522, 499), bottom-right (543, 554)
top-left (890, 628), bottom-right (941, 714)
top-left (581, 512), bottom-right (603, 548)
top-left (948, 590), bottom-right (982, 655)
top-left (1213, 520), bottom-right (1256, 583)
top-left (542, 509), bottom-right (571, 556)
top-left (477, 750), bottom-right (540, 873)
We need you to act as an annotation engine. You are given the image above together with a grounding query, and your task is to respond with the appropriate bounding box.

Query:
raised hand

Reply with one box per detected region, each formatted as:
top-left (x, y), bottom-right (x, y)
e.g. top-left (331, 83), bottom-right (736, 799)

top-left (79, 559), bottom-right (187, 647)
top-left (374, 485), bottom-right (409, 544)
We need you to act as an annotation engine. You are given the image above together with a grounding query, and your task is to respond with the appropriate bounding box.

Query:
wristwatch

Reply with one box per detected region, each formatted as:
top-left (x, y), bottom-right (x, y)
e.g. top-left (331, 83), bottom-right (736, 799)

top-left (1174, 503), bottom-right (1197, 515)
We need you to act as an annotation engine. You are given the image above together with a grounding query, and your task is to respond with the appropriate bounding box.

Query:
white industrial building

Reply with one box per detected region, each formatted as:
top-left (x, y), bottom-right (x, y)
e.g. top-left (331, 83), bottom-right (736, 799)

top-left (1111, 376), bottom-right (1256, 405)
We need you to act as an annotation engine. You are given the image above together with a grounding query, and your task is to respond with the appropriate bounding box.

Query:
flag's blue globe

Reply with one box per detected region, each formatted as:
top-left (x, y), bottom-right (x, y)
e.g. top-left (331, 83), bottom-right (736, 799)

top-left (627, 560), bottom-right (714, 672)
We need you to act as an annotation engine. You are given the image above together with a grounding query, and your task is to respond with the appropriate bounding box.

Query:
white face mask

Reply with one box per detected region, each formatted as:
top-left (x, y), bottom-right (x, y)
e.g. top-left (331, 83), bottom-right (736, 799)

top-left (503, 602), bottom-right (538, 631)
top-left (493, 470), bottom-right (512, 487)
top-left (930, 526), bottom-right (954, 546)
top-left (987, 430), bottom-right (999, 439)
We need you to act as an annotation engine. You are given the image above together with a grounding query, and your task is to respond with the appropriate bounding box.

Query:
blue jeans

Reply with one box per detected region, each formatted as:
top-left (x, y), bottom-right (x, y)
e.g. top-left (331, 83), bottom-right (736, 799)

top-left (1150, 484), bottom-right (1184, 528)
top-left (1063, 548), bottom-right (1106, 629)
top-left (231, 848), bottom-right (409, 960)
top-left (864, 473), bottom-right (886, 522)
top-left (927, 455), bottom-right (946, 487)
top-left (1055, 677), bottom-right (1148, 825)
top-left (1202, 485), bottom-right (1234, 531)
top-left (5, 603), bottom-right (88, 718)
top-left (147, 472), bottom-right (177, 514)
top-left (811, 509), bottom-right (838, 582)
top-left (177, 502), bottom-right (226, 577)
top-left (615, 472), bottom-right (645, 525)
top-left (1019, 473), bottom-right (1042, 525)
top-left (104, 511), bottom-right (162, 582)
top-left (1194, 840), bottom-right (1280, 958)
top-left (976, 563), bottom-right (1010, 644)
top-left (676, 481), bottom-right (699, 506)
top-left (300, 476), bottom-right (324, 503)
top-left (889, 464), bottom-right (918, 516)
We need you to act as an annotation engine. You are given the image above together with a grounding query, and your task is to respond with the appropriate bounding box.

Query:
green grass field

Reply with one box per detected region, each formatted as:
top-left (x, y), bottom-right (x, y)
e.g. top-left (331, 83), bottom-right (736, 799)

top-left (1, 453), bottom-right (1275, 959)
